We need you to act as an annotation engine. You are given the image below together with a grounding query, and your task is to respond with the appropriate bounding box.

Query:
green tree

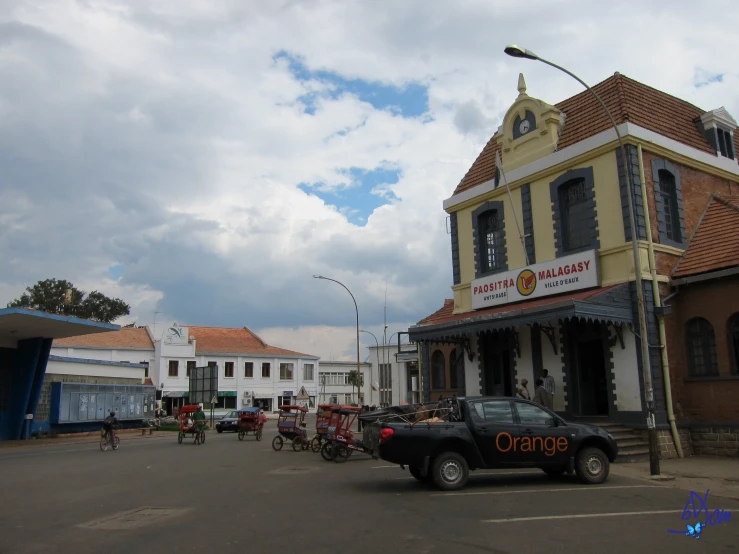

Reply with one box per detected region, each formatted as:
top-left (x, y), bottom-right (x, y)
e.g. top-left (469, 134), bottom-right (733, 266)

top-left (7, 278), bottom-right (131, 323)
top-left (347, 369), bottom-right (365, 405)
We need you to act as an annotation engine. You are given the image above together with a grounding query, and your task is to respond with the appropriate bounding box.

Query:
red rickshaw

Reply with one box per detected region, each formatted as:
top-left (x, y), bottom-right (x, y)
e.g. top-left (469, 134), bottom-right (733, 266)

top-left (272, 405), bottom-right (310, 452)
top-left (311, 404), bottom-right (333, 452)
top-left (177, 405), bottom-right (206, 445)
top-left (237, 407), bottom-right (266, 441)
top-left (320, 405), bottom-right (363, 462)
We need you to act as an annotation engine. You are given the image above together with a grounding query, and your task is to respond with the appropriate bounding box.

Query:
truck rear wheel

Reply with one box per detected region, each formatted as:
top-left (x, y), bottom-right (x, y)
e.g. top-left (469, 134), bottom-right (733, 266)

top-left (575, 447), bottom-right (610, 484)
top-left (431, 452), bottom-right (469, 491)
top-left (409, 466), bottom-right (432, 484)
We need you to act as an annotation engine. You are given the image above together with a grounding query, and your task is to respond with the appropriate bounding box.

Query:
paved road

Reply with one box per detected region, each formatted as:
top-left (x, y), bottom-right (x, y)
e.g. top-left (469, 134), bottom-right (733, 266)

top-left (0, 428), bottom-right (737, 554)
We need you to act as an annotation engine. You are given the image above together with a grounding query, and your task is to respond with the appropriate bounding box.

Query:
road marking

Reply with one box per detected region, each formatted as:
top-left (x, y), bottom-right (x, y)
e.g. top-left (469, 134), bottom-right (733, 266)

top-left (371, 465), bottom-right (398, 469)
top-left (482, 510), bottom-right (685, 523)
top-left (432, 485), bottom-right (662, 497)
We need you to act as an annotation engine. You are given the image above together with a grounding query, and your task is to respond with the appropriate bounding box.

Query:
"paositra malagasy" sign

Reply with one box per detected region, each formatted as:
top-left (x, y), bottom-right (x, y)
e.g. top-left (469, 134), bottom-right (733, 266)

top-left (471, 250), bottom-right (599, 310)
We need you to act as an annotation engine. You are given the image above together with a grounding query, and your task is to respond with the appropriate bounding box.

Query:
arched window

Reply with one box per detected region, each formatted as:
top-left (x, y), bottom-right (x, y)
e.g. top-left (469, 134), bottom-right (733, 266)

top-left (449, 349), bottom-right (459, 390)
top-left (478, 210), bottom-right (503, 272)
top-left (559, 178), bottom-right (589, 252)
top-left (686, 317), bottom-right (719, 377)
top-left (658, 169), bottom-right (681, 243)
top-left (431, 350), bottom-right (446, 390)
top-left (729, 313), bottom-right (739, 374)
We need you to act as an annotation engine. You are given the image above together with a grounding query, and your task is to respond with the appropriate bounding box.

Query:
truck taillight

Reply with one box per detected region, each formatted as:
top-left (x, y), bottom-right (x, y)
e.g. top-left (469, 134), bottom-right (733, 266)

top-left (379, 428), bottom-right (394, 443)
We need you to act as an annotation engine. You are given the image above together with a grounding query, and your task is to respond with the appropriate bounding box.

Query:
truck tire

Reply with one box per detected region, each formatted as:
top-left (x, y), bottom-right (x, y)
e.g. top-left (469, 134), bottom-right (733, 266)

top-left (431, 452), bottom-right (469, 491)
top-left (409, 466), bottom-right (432, 484)
top-left (575, 447), bottom-right (610, 484)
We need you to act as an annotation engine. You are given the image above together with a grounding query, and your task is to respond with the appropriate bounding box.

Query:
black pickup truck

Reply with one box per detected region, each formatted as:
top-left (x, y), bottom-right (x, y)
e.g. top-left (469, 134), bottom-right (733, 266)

top-left (362, 396), bottom-right (618, 491)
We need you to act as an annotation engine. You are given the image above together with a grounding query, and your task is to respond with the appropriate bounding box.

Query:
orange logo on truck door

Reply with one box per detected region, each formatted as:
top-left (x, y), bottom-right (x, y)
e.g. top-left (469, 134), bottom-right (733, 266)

top-left (516, 269), bottom-right (537, 296)
top-left (495, 432), bottom-right (568, 456)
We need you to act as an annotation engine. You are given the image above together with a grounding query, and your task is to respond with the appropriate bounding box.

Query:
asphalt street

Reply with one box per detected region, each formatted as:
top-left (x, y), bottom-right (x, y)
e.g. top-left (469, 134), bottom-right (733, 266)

top-left (0, 428), bottom-right (737, 554)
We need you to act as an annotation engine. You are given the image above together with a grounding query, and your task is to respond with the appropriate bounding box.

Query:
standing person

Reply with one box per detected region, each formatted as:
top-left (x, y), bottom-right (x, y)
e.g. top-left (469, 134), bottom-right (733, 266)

top-left (533, 379), bottom-right (549, 407)
top-left (516, 379), bottom-right (530, 400)
top-left (542, 369), bottom-right (556, 405)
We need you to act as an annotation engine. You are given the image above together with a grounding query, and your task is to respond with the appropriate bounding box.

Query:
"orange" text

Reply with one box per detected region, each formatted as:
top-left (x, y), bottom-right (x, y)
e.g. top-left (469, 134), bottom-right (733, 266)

top-left (495, 432), bottom-right (568, 457)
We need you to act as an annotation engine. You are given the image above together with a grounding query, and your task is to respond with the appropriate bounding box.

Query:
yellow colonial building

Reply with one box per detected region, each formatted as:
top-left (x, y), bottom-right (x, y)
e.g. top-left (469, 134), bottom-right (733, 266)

top-left (409, 71), bottom-right (739, 458)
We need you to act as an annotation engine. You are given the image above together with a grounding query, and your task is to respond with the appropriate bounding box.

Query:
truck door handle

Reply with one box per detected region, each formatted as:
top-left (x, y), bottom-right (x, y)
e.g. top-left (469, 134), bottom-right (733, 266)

top-left (521, 428), bottom-right (534, 435)
top-left (478, 427), bottom-right (488, 433)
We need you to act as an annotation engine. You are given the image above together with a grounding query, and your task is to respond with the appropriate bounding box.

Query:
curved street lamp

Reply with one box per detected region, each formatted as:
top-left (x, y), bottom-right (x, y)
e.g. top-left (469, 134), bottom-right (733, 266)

top-left (360, 329), bottom-right (380, 406)
top-left (313, 275), bottom-right (361, 404)
top-left (503, 45), bottom-right (661, 475)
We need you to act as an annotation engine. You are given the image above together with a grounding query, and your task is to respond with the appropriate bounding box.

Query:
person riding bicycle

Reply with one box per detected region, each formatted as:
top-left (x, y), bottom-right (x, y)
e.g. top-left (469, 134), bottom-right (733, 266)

top-left (193, 404), bottom-right (206, 430)
top-left (103, 411), bottom-right (118, 441)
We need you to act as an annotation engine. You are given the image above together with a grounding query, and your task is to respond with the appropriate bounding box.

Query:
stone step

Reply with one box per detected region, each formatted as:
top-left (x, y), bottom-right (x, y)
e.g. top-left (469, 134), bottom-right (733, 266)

top-left (611, 433), bottom-right (645, 442)
top-left (616, 439), bottom-right (649, 448)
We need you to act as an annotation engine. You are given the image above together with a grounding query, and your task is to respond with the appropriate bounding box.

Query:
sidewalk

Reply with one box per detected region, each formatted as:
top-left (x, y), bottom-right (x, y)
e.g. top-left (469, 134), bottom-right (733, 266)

top-left (611, 456), bottom-right (739, 500)
top-left (0, 430), bottom-right (169, 450)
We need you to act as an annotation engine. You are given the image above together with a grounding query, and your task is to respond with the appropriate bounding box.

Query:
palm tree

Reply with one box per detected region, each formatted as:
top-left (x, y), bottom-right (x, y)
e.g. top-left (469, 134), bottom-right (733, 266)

top-left (347, 370), bottom-right (364, 405)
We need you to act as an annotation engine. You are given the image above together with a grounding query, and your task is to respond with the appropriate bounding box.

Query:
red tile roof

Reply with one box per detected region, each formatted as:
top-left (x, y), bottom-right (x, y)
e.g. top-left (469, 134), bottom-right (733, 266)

top-left (53, 327), bottom-right (153, 349)
top-left (672, 195), bottom-right (739, 278)
top-left (415, 285), bottom-right (621, 328)
top-left (453, 73), bottom-right (737, 197)
top-left (188, 326), bottom-right (317, 358)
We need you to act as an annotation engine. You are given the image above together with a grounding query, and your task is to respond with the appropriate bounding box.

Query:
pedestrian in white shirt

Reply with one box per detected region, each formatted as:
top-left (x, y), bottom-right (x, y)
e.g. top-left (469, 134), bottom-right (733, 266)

top-left (516, 379), bottom-right (531, 400)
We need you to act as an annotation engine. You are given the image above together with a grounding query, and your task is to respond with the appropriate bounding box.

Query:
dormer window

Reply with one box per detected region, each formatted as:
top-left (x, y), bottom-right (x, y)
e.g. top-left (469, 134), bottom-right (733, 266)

top-left (717, 128), bottom-right (735, 159)
top-left (698, 108), bottom-right (737, 161)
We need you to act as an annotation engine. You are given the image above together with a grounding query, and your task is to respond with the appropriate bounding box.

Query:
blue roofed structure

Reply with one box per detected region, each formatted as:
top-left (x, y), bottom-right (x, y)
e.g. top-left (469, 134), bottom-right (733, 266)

top-left (0, 308), bottom-right (119, 440)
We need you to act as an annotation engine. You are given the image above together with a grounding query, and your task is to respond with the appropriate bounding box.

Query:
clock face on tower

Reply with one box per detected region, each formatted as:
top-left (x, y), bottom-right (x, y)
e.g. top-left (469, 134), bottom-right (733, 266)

top-left (519, 119), bottom-right (531, 135)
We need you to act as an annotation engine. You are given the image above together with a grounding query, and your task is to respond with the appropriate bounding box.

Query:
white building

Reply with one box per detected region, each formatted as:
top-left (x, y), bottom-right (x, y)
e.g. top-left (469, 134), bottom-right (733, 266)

top-left (316, 361), bottom-right (371, 406)
top-left (52, 324), bottom-right (320, 413)
top-left (366, 342), bottom-right (420, 407)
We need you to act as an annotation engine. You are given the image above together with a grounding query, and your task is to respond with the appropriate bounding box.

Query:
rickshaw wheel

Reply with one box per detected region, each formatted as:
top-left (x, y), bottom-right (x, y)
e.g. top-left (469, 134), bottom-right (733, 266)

top-left (177, 431), bottom-right (183, 444)
top-left (292, 437), bottom-right (302, 452)
top-left (320, 441), bottom-right (334, 461)
top-left (333, 444), bottom-right (350, 463)
top-left (238, 430), bottom-right (245, 441)
top-left (272, 436), bottom-right (283, 451)
top-left (256, 428), bottom-right (263, 441)
top-left (200, 431), bottom-right (206, 444)
top-left (311, 437), bottom-right (321, 453)
top-left (100, 438), bottom-right (108, 452)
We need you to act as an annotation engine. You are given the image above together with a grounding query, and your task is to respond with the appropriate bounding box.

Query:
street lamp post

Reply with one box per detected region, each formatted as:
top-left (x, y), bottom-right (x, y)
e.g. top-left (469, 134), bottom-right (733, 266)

top-left (313, 275), bottom-right (362, 405)
top-left (360, 330), bottom-right (380, 406)
top-left (503, 45), bottom-right (660, 476)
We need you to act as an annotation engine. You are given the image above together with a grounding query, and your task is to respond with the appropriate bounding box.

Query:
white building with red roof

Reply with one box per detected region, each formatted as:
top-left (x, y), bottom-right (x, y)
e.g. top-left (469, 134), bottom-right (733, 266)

top-left (52, 323), bottom-right (321, 413)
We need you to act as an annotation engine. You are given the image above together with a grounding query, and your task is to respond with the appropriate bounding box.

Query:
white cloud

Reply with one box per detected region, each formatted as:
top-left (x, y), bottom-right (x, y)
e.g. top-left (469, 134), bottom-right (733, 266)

top-left (0, 0), bottom-right (736, 361)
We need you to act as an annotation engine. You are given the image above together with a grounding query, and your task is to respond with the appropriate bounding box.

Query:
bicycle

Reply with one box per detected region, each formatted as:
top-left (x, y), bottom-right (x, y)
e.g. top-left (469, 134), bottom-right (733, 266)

top-left (100, 425), bottom-right (121, 451)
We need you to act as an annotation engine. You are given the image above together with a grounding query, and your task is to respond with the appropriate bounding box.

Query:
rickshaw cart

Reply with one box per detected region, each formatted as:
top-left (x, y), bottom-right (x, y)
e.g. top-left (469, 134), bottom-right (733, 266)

top-left (237, 407), bottom-right (264, 441)
top-left (177, 405), bottom-right (206, 445)
top-left (272, 405), bottom-right (310, 452)
top-left (311, 404), bottom-right (333, 453)
top-left (321, 405), bottom-right (365, 462)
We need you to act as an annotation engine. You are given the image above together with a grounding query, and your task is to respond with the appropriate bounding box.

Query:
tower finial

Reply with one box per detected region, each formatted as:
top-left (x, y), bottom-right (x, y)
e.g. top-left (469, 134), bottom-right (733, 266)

top-left (517, 73), bottom-right (527, 96)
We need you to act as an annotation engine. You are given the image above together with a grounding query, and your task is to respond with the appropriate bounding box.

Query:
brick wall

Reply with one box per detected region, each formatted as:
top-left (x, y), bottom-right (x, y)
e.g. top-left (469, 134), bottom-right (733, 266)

top-left (641, 150), bottom-right (738, 260)
top-left (36, 373), bottom-right (142, 422)
top-left (653, 428), bottom-right (694, 459)
top-left (690, 426), bottom-right (739, 457)
top-left (662, 277), bottom-right (739, 423)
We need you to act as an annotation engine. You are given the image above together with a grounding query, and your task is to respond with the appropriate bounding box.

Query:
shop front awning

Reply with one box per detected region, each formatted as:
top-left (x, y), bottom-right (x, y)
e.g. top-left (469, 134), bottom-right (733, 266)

top-left (164, 391), bottom-right (189, 398)
top-left (218, 391), bottom-right (237, 397)
top-left (409, 284), bottom-right (633, 342)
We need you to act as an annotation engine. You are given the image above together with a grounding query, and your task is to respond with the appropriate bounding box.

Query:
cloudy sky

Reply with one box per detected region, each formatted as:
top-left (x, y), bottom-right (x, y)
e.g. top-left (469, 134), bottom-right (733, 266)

top-left (1, 0), bottom-right (737, 361)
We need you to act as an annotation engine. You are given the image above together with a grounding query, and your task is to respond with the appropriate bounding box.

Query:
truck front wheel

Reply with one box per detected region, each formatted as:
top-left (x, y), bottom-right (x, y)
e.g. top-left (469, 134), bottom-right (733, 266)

top-left (409, 465), bottom-right (432, 484)
top-left (575, 447), bottom-right (610, 484)
top-left (431, 452), bottom-right (469, 491)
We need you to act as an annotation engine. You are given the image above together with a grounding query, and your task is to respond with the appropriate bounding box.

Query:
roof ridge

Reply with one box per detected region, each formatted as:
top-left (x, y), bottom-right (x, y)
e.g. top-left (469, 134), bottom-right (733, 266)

top-left (613, 72), bottom-right (629, 123)
top-left (672, 195), bottom-right (721, 276)
top-left (713, 193), bottom-right (739, 214)
top-left (243, 325), bottom-right (267, 347)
